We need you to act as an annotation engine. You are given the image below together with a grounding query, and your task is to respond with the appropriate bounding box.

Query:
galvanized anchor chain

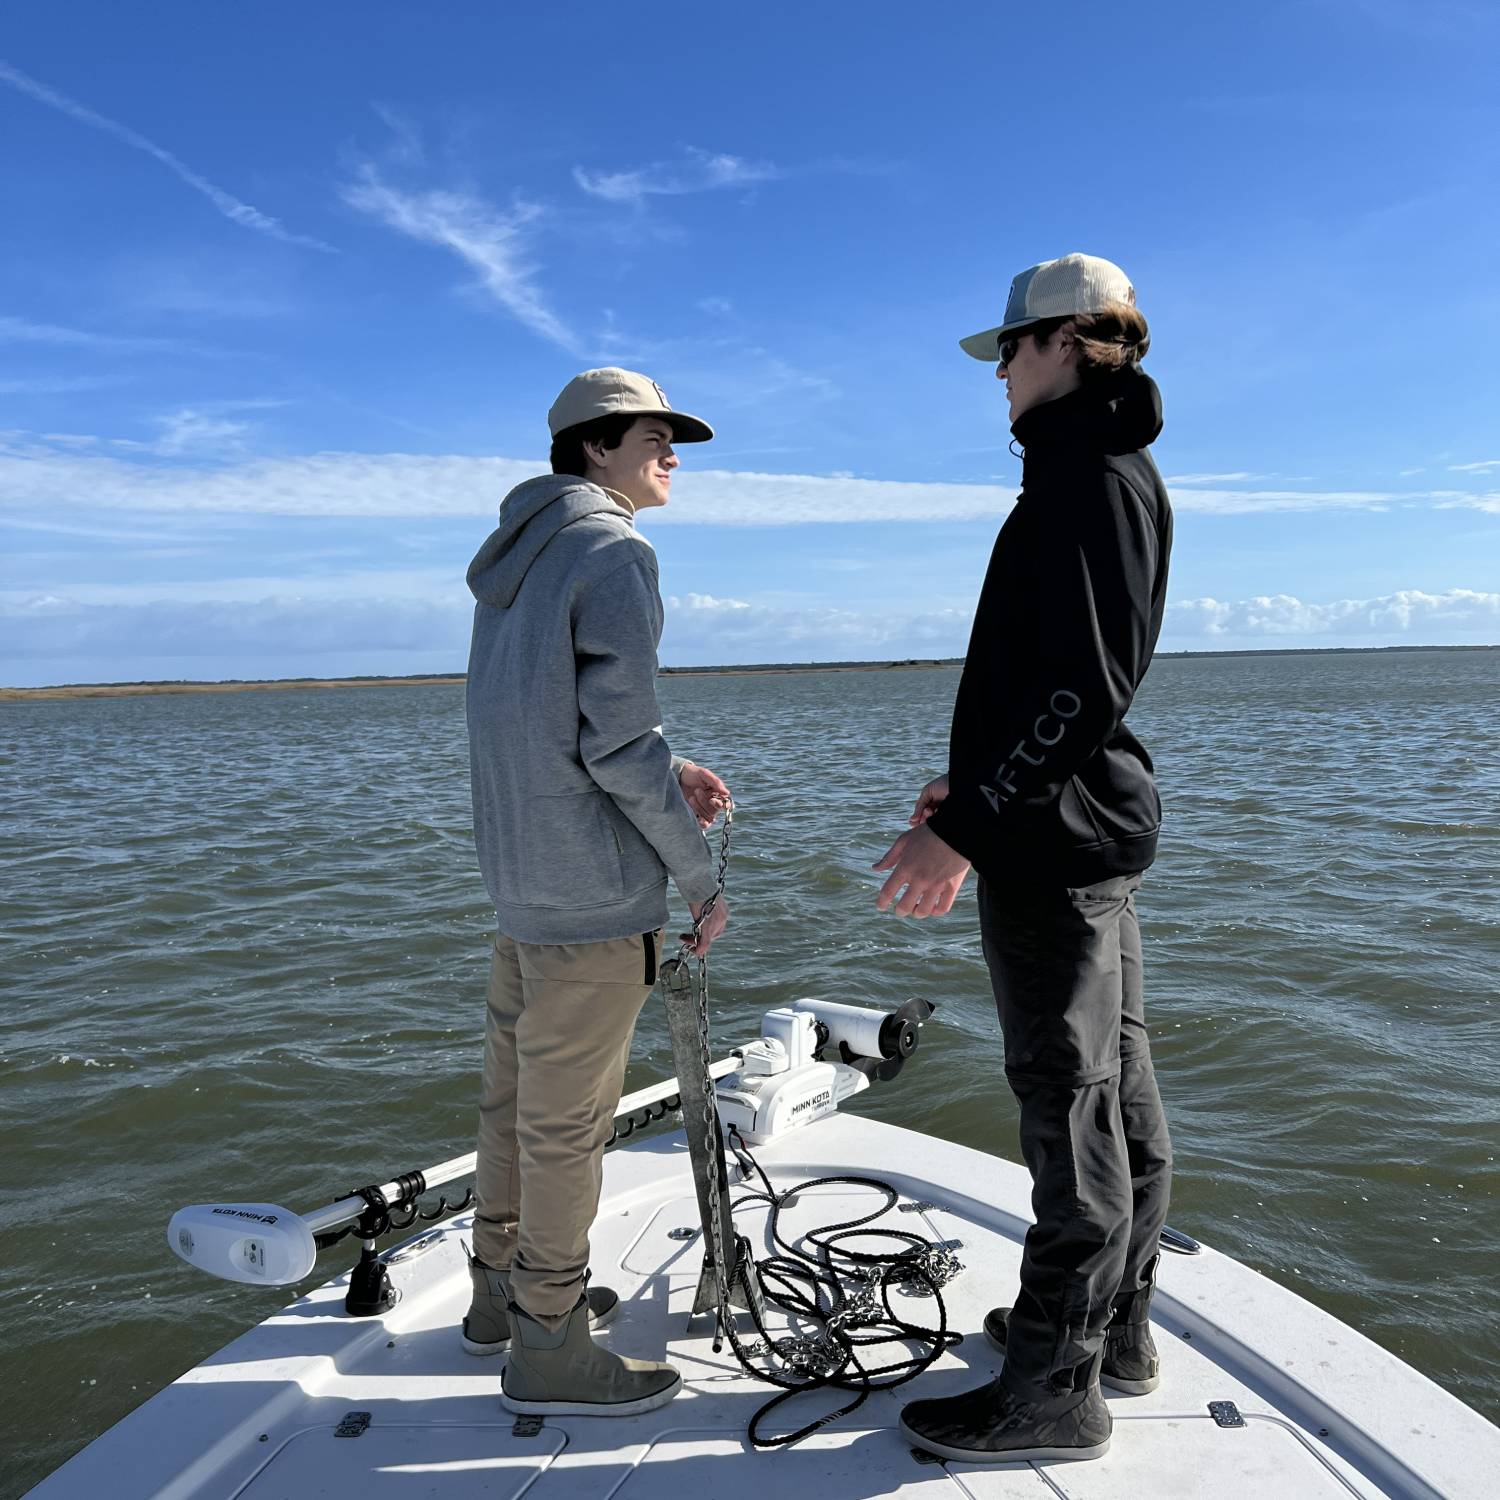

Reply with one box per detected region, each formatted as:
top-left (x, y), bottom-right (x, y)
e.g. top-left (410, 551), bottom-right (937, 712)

top-left (659, 801), bottom-right (742, 1349)
top-left (686, 803), bottom-right (733, 1350)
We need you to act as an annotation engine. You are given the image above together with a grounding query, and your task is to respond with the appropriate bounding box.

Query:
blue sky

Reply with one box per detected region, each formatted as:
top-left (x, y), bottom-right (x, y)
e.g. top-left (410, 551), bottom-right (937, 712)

top-left (2, 1), bottom-right (1498, 687)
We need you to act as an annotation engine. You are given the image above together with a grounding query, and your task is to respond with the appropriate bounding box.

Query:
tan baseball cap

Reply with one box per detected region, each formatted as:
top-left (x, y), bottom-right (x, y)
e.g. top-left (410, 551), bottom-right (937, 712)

top-left (546, 367), bottom-right (714, 442)
top-left (960, 253), bottom-right (1137, 361)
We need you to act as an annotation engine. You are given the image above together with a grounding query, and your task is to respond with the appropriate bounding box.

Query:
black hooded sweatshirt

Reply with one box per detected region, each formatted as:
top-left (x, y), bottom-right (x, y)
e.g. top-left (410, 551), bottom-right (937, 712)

top-left (925, 364), bottom-right (1172, 886)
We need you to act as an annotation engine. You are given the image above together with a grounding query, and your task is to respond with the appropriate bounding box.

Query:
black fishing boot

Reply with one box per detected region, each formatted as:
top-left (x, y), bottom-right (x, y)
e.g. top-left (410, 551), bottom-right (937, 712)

top-left (1098, 1267), bottom-right (1160, 1394)
top-left (899, 1374), bottom-right (1111, 1465)
top-left (984, 1258), bottom-right (1161, 1395)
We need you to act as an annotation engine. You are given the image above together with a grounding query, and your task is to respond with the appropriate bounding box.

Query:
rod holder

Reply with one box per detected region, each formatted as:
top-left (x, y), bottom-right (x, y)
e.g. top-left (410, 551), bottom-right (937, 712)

top-left (345, 1240), bottom-right (398, 1317)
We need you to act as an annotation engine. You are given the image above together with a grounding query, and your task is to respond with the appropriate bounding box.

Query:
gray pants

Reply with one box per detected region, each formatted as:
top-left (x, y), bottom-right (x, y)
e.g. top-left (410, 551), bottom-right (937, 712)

top-left (978, 873), bottom-right (1173, 1399)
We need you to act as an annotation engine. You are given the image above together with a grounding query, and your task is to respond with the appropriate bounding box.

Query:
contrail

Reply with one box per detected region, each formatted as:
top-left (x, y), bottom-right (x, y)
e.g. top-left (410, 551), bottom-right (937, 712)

top-left (0, 58), bottom-right (336, 253)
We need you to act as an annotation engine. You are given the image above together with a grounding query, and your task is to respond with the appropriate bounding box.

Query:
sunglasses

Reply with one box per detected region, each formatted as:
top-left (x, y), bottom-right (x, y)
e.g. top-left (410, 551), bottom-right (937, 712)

top-left (997, 335), bottom-right (1025, 367)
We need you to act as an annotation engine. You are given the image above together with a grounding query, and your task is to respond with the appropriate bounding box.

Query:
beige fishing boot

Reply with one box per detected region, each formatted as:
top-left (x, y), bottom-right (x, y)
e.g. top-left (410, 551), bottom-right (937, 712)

top-left (461, 1255), bottom-right (618, 1355)
top-left (500, 1294), bottom-right (682, 1417)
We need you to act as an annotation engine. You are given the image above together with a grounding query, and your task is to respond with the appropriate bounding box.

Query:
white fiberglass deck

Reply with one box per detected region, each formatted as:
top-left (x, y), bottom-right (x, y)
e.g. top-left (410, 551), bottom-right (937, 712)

top-left (31, 1113), bottom-right (1499, 1499)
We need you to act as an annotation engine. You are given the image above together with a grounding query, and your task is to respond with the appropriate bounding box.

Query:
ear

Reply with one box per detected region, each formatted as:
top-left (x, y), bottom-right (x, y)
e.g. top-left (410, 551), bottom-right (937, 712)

top-left (582, 439), bottom-right (606, 469)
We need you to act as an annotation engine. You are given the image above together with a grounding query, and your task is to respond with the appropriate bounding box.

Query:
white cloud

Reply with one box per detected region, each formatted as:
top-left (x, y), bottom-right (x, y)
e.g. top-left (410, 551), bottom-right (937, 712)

top-left (1, 590), bottom-right (470, 673)
top-left (5, 578), bottom-right (1496, 685)
top-left (661, 590), bottom-right (971, 661)
top-left (0, 444), bottom-right (538, 517)
top-left (1449, 459), bottom-right (1500, 473)
top-left (1, 576), bottom-right (971, 677)
top-left (1163, 471), bottom-right (1265, 483)
top-left (341, 165), bottom-right (578, 352)
top-left (7, 434), bottom-right (1500, 524)
top-left (1166, 486), bottom-right (1402, 514)
top-left (0, 315), bottom-right (205, 355)
top-left (1434, 493), bottom-right (1500, 514)
top-left (0, 514), bottom-right (201, 545)
top-left (149, 408), bottom-right (257, 457)
top-left (0, 565), bottom-right (459, 609)
top-left (90, 400), bottom-right (288, 458)
top-left (0, 375), bottom-right (127, 395)
top-left (0, 59), bottom-right (335, 252)
top-left (1167, 588), bottom-right (1500, 639)
top-left (573, 147), bottom-right (778, 205)
top-left (0, 443), bottom-right (1000, 522)
top-left (371, 103), bottom-right (425, 166)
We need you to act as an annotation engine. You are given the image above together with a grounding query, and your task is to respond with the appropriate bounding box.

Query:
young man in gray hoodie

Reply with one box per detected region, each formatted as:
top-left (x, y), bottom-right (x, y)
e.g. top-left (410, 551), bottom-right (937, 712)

top-left (463, 367), bottom-right (731, 1417)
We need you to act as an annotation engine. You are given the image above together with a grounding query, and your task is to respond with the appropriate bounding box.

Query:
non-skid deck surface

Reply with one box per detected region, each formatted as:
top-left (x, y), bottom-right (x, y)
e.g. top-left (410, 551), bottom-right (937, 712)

top-left (32, 1116), bottom-right (1499, 1499)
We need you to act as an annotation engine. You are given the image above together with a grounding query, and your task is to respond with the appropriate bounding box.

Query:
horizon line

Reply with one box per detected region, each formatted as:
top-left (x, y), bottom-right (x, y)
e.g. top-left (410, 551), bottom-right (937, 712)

top-left (3, 641), bottom-right (1497, 700)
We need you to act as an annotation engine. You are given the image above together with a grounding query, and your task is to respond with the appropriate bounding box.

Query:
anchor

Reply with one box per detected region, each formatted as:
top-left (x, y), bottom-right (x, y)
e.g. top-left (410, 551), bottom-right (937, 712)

top-left (660, 952), bottom-right (766, 1326)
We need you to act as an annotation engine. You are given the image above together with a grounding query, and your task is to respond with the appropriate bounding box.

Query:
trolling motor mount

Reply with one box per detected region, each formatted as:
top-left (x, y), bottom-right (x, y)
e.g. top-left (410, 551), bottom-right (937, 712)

top-left (343, 1186), bottom-right (400, 1316)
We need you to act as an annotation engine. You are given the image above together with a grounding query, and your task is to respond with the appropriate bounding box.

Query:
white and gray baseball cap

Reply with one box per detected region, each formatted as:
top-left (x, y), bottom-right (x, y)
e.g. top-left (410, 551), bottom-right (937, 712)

top-left (960, 253), bottom-right (1137, 361)
top-left (546, 367), bottom-right (714, 442)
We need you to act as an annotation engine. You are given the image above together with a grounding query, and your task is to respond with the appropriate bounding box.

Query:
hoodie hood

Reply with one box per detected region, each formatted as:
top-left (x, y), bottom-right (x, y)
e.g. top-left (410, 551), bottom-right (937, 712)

top-left (1011, 363), bottom-right (1164, 456)
top-left (467, 475), bottom-right (633, 609)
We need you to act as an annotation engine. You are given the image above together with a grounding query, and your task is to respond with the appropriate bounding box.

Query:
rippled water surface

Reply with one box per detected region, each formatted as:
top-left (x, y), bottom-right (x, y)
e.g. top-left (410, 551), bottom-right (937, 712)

top-left (4, 650), bottom-right (1498, 1492)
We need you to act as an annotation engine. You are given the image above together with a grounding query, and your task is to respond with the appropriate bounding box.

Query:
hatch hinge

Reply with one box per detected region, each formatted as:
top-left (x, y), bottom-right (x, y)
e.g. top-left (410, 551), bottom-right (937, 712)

top-left (512, 1415), bottom-right (545, 1437)
top-left (335, 1411), bottom-right (372, 1438)
top-left (1208, 1400), bottom-right (1245, 1428)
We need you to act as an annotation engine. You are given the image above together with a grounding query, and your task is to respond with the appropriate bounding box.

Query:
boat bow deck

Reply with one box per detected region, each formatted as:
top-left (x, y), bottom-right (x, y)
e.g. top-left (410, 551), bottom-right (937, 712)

top-left (31, 1113), bottom-right (1499, 1499)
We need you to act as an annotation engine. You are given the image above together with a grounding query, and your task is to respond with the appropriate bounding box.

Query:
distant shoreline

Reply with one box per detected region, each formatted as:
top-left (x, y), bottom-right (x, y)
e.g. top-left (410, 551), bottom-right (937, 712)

top-left (2, 643), bottom-right (1494, 702)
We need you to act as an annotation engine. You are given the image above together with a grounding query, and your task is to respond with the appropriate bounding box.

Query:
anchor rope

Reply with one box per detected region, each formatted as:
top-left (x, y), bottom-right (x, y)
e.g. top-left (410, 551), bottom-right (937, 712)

top-left (713, 1130), bottom-right (963, 1447)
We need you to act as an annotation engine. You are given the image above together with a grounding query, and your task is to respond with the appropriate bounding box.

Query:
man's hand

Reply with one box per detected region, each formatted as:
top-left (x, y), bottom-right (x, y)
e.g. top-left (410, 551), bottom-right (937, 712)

top-left (872, 822), bottom-right (971, 917)
top-left (909, 774), bottom-right (950, 826)
top-left (679, 761), bottom-right (731, 828)
top-left (682, 895), bottom-right (729, 955)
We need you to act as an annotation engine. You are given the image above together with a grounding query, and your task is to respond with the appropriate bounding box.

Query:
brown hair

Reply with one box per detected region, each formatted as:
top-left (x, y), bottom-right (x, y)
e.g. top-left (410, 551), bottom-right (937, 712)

top-left (549, 413), bottom-right (639, 476)
top-left (1031, 301), bottom-right (1150, 380)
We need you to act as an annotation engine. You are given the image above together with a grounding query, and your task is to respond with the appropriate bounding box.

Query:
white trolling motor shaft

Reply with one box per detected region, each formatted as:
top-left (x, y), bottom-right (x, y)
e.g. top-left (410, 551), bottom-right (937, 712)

top-left (167, 1058), bottom-right (742, 1287)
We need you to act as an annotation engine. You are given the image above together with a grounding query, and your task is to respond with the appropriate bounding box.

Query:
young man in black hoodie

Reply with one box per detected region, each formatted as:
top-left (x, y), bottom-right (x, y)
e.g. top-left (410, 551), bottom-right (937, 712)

top-left (877, 254), bottom-right (1174, 1465)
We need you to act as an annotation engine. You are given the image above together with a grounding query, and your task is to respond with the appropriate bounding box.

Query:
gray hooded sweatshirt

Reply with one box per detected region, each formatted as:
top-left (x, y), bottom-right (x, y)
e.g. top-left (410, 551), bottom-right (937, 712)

top-left (466, 474), bottom-right (717, 944)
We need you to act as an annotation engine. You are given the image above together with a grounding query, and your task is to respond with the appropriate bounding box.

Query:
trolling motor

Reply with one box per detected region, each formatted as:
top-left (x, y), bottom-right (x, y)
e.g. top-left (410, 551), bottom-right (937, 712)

top-left (165, 998), bottom-right (933, 1312)
top-left (714, 997), bottom-right (935, 1145)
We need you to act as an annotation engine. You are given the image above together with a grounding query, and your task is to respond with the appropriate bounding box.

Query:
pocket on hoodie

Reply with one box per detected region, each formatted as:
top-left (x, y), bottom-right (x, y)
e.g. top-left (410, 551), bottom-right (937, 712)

top-left (597, 794), bottom-right (666, 897)
top-left (516, 789), bottom-right (629, 910)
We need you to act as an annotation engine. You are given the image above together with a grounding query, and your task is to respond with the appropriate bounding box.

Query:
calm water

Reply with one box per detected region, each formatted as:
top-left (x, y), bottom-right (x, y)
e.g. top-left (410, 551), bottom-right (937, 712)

top-left (3, 651), bottom-right (1498, 1493)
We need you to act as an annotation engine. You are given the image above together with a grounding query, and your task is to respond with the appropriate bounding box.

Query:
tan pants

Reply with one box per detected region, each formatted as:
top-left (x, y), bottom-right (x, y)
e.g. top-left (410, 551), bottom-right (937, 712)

top-left (473, 930), bottom-right (662, 1327)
